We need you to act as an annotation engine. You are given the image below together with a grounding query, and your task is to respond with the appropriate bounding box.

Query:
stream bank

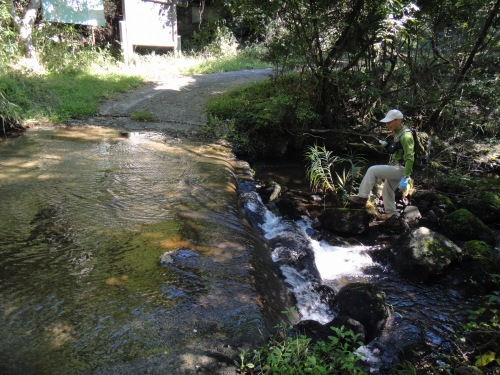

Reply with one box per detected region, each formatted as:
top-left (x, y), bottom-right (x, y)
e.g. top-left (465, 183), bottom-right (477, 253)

top-left (249, 159), bottom-right (499, 373)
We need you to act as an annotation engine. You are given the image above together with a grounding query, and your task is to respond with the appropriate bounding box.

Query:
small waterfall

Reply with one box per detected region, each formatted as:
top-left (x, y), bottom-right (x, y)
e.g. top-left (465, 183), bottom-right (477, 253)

top-left (239, 179), bottom-right (473, 373)
top-left (239, 181), bottom-right (376, 324)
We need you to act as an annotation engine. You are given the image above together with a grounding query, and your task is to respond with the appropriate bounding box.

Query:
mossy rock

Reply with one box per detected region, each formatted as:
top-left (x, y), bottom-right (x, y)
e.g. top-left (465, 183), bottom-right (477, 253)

top-left (411, 190), bottom-right (456, 215)
top-left (482, 191), bottom-right (500, 208)
top-left (461, 191), bottom-right (500, 225)
top-left (439, 209), bottom-right (495, 245)
top-left (434, 193), bottom-right (457, 211)
top-left (393, 227), bottom-right (462, 281)
top-left (462, 240), bottom-right (493, 260)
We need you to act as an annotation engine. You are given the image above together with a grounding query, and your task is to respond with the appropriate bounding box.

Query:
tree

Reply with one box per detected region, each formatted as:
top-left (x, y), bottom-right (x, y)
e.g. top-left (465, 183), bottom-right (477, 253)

top-left (424, 0), bottom-right (500, 128)
top-left (5, 0), bottom-right (41, 59)
top-left (224, 0), bottom-right (419, 128)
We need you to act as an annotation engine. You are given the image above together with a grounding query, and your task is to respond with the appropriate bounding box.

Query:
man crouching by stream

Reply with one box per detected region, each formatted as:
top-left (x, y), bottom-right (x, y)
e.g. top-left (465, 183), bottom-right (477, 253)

top-left (347, 109), bottom-right (414, 227)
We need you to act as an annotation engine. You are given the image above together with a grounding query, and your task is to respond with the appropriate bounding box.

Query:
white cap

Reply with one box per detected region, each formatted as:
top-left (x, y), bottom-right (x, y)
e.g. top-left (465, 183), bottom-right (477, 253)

top-left (380, 109), bottom-right (404, 122)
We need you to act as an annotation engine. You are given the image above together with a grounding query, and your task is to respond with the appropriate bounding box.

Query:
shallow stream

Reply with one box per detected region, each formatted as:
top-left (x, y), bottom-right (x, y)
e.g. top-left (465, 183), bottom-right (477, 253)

top-left (0, 127), bottom-right (274, 374)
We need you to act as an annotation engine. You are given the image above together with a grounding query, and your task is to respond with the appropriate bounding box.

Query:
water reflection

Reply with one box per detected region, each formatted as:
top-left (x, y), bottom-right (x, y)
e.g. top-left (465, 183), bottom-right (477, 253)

top-left (0, 127), bottom-right (267, 374)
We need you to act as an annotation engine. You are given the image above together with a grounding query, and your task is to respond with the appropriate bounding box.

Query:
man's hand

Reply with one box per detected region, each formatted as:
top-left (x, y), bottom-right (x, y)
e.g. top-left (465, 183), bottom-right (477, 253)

top-left (399, 177), bottom-right (410, 190)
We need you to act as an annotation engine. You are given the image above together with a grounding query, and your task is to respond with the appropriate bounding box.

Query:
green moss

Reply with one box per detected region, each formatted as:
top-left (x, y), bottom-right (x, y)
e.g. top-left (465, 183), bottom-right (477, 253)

top-left (463, 240), bottom-right (493, 260)
top-left (422, 239), bottom-right (450, 256)
top-left (482, 191), bottom-right (500, 209)
top-left (440, 208), bottom-right (494, 243)
top-left (434, 193), bottom-right (457, 212)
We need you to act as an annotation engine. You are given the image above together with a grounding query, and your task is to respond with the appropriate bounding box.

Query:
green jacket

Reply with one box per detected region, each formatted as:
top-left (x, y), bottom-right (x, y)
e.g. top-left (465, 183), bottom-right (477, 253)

top-left (389, 126), bottom-right (415, 177)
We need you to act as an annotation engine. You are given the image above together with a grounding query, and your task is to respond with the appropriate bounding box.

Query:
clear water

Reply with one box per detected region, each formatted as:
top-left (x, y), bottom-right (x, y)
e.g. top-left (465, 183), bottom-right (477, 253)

top-left (253, 205), bottom-right (473, 369)
top-left (0, 127), bottom-right (267, 374)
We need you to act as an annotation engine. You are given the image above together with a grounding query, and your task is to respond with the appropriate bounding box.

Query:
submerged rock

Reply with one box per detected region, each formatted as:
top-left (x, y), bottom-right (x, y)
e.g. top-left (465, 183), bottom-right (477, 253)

top-left (358, 315), bottom-right (424, 373)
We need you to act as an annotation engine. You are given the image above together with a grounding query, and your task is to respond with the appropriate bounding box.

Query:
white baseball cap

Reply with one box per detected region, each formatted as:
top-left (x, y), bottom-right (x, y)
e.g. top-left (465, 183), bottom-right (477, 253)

top-left (380, 109), bottom-right (404, 122)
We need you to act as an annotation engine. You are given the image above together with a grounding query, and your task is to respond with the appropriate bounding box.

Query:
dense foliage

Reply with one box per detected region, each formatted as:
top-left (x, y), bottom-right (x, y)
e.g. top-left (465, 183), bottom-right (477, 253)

top-left (218, 0), bottom-right (499, 134)
top-left (239, 315), bottom-right (366, 375)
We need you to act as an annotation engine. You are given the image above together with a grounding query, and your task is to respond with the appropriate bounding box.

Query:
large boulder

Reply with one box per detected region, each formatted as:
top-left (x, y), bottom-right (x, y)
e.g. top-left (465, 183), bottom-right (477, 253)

top-left (318, 208), bottom-right (371, 235)
top-left (439, 208), bottom-right (495, 245)
top-left (336, 283), bottom-right (390, 341)
top-left (392, 227), bottom-right (462, 281)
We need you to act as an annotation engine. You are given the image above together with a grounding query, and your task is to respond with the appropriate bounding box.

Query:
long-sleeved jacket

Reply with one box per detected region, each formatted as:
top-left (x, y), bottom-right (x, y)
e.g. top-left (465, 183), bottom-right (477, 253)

top-left (389, 126), bottom-right (414, 177)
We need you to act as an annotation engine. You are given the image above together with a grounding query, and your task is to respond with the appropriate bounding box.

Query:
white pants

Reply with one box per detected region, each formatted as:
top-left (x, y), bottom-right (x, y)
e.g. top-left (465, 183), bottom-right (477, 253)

top-left (357, 164), bottom-right (404, 217)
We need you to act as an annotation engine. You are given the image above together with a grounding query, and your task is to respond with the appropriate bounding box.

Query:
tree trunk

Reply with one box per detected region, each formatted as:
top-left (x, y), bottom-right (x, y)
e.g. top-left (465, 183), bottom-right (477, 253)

top-left (427, 0), bottom-right (500, 129)
top-left (6, 0), bottom-right (41, 59)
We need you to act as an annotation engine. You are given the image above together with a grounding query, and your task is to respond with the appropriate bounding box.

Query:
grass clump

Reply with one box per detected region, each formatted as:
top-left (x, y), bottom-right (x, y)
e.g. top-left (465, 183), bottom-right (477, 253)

top-left (130, 109), bottom-right (157, 122)
top-left (238, 310), bottom-right (366, 375)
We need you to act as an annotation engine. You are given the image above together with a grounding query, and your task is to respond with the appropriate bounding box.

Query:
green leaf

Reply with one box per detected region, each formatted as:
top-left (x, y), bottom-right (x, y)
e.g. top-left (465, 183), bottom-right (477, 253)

top-left (475, 351), bottom-right (496, 367)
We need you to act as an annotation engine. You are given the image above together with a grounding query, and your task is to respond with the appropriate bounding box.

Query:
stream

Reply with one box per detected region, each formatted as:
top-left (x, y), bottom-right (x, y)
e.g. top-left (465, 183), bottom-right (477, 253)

top-left (0, 126), bottom-right (477, 374)
top-left (0, 127), bottom-right (282, 375)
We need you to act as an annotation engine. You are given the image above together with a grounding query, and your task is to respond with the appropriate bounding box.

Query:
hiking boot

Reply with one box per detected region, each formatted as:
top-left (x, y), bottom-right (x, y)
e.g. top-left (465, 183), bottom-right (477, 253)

top-left (347, 196), bottom-right (368, 206)
top-left (385, 215), bottom-right (400, 227)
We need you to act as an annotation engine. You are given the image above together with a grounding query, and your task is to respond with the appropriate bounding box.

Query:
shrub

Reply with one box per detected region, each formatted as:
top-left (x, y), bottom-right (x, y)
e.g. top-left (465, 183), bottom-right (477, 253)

top-left (462, 291), bottom-right (500, 370)
top-left (238, 319), bottom-right (366, 374)
top-left (205, 74), bottom-right (318, 158)
top-left (304, 144), bottom-right (367, 206)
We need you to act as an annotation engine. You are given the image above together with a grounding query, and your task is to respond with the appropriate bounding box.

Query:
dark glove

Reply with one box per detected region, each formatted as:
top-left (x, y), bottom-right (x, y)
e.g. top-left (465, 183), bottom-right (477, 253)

top-left (399, 177), bottom-right (410, 190)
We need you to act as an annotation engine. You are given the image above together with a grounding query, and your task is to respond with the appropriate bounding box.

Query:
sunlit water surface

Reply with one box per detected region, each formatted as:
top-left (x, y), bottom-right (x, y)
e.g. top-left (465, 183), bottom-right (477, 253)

top-left (0, 127), bottom-right (268, 375)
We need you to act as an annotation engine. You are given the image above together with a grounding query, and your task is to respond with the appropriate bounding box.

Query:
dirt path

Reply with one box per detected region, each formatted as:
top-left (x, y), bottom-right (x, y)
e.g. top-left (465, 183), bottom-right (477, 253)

top-left (66, 69), bottom-right (271, 135)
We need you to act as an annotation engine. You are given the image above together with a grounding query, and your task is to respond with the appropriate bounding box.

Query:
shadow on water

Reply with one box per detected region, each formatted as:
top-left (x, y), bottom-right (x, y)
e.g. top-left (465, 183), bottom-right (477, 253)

top-left (0, 127), bottom-right (286, 375)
